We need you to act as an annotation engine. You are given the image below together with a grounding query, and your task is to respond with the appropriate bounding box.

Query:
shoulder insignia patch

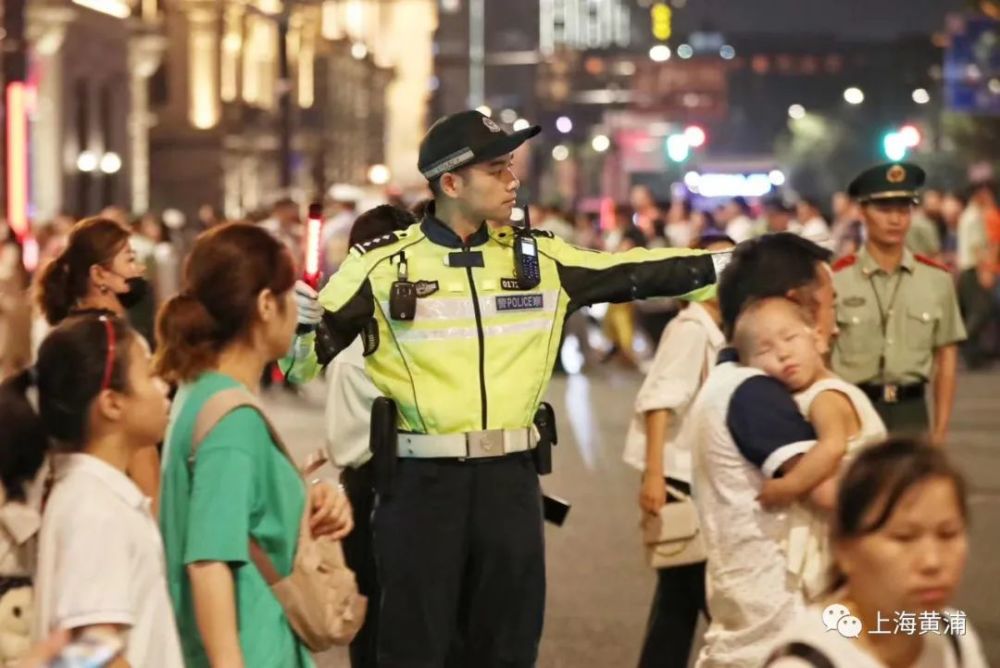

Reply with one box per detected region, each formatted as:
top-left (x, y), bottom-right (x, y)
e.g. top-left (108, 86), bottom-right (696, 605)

top-left (832, 254), bottom-right (857, 272)
top-left (915, 254), bottom-right (949, 272)
top-left (352, 232), bottom-right (401, 256)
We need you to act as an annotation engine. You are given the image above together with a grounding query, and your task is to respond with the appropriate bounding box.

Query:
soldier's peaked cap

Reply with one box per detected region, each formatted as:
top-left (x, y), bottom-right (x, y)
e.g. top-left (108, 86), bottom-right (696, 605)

top-left (848, 162), bottom-right (926, 204)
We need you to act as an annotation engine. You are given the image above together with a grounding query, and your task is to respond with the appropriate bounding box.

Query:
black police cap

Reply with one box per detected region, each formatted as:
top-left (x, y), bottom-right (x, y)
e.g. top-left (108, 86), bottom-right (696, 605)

top-left (418, 110), bottom-right (541, 181)
top-left (848, 162), bottom-right (926, 204)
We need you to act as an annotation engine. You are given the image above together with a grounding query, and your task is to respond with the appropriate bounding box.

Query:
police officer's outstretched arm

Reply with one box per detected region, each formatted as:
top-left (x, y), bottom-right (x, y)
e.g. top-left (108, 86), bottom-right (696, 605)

top-left (539, 235), bottom-right (727, 309)
top-left (283, 252), bottom-right (375, 383)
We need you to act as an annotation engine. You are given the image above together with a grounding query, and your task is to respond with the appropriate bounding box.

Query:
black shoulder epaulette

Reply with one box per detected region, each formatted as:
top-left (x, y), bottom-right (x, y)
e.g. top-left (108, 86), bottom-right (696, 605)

top-left (527, 229), bottom-right (554, 239)
top-left (352, 232), bottom-right (401, 256)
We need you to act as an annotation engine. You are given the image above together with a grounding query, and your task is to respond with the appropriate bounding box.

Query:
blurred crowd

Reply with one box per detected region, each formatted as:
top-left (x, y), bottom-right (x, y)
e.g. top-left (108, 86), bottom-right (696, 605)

top-left (2, 178), bottom-right (999, 379)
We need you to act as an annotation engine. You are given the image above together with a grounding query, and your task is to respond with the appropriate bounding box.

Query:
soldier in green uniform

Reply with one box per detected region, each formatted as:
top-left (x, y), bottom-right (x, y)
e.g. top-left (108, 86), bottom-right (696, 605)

top-left (832, 162), bottom-right (966, 443)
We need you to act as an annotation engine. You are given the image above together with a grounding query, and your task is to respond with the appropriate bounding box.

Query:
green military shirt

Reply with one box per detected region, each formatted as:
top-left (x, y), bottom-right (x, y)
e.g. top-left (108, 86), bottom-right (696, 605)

top-left (831, 245), bottom-right (966, 386)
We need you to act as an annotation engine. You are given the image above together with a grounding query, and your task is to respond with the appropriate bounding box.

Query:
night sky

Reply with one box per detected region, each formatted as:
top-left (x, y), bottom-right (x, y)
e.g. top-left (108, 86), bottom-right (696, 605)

top-left (670, 0), bottom-right (967, 40)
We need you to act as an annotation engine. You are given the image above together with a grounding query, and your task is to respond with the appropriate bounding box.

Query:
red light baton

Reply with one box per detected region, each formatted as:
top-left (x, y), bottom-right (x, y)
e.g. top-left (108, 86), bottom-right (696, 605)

top-left (303, 202), bottom-right (323, 289)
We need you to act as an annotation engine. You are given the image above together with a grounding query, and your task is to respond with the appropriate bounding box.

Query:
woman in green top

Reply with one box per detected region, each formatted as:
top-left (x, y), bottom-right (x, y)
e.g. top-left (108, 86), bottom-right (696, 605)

top-left (154, 223), bottom-right (354, 667)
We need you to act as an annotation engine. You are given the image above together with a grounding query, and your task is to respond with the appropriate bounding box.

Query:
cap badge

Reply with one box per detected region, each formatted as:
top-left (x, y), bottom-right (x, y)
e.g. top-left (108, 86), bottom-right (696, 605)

top-left (482, 117), bottom-right (503, 133)
top-left (887, 165), bottom-right (906, 184)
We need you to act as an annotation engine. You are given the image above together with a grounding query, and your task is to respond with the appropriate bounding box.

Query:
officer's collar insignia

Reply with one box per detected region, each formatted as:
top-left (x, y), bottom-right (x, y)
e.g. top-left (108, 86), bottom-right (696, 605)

top-left (482, 117), bottom-right (503, 133)
top-left (843, 296), bottom-right (866, 308)
top-left (500, 277), bottom-right (522, 291)
top-left (887, 165), bottom-right (906, 184)
top-left (414, 280), bottom-right (439, 297)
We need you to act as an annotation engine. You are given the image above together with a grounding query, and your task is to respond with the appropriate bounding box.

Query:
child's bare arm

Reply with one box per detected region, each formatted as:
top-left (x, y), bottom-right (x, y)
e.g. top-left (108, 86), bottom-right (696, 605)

top-left (758, 391), bottom-right (855, 508)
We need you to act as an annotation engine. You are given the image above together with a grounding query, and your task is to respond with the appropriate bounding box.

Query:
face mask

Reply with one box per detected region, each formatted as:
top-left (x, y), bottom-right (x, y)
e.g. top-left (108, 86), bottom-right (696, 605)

top-left (117, 276), bottom-right (149, 309)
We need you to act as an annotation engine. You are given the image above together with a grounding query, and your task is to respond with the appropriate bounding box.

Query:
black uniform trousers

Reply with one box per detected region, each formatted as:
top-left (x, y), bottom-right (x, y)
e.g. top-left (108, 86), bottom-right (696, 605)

top-left (637, 479), bottom-right (709, 668)
top-left (342, 462), bottom-right (381, 668)
top-left (872, 397), bottom-right (930, 436)
top-left (373, 451), bottom-right (545, 668)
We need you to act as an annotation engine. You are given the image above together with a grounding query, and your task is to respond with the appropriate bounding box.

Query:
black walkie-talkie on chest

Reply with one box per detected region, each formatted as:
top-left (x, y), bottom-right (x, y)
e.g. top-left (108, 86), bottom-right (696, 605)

top-left (514, 205), bottom-right (541, 289)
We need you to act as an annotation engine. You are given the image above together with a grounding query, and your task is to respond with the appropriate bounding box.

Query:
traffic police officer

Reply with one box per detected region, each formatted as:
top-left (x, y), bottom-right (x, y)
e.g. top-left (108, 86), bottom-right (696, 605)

top-left (831, 162), bottom-right (966, 442)
top-left (287, 110), bottom-right (732, 667)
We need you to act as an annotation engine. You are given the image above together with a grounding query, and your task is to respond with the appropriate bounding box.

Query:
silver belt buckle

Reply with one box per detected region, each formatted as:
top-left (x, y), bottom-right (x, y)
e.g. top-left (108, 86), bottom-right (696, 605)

top-left (466, 430), bottom-right (504, 458)
top-left (882, 384), bottom-right (899, 403)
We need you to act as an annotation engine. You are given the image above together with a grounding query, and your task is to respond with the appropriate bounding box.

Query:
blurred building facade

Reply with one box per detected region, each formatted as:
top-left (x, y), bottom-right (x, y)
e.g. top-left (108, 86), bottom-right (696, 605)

top-left (7, 0), bottom-right (166, 220)
top-left (149, 0), bottom-right (437, 220)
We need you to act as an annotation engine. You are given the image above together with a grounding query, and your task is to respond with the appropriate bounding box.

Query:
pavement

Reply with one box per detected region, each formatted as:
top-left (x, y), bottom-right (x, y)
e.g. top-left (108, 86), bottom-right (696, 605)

top-left (266, 363), bottom-right (1000, 668)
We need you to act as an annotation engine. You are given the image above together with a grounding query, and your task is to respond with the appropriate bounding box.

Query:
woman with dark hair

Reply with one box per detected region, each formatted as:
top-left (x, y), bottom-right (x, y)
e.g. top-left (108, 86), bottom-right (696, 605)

top-left (33, 216), bottom-right (161, 512)
top-left (35, 217), bottom-right (147, 326)
top-left (766, 439), bottom-right (988, 667)
top-left (0, 314), bottom-right (182, 666)
top-left (156, 223), bottom-right (353, 668)
top-left (627, 234), bottom-right (735, 668)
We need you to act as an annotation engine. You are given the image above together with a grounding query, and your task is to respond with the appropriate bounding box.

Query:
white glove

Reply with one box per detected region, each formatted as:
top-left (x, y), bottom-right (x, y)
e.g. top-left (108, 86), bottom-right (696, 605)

top-left (294, 280), bottom-right (324, 329)
top-left (710, 250), bottom-right (734, 279)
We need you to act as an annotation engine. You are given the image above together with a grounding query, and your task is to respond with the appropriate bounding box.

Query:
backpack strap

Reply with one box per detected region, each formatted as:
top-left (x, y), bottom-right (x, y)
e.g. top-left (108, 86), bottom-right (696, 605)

top-left (189, 387), bottom-right (296, 469)
top-left (765, 642), bottom-right (836, 668)
top-left (189, 386), bottom-right (303, 584)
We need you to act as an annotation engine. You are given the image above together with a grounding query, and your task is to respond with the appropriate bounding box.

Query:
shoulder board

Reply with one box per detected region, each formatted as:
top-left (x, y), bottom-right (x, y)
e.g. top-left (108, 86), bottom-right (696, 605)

top-left (832, 254), bottom-right (856, 272)
top-left (915, 254), bottom-right (949, 272)
top-left (528, 229), bottom-right (554, 239)
top-left (351, 231), bottom-right (404, 256)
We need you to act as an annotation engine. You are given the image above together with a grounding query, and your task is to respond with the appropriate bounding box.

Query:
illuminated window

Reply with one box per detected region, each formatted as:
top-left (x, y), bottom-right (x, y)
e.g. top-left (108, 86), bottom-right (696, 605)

top-left (221, 6), bottom-right (244, 102)
top-left (189, 9), bottom-right (220, 128)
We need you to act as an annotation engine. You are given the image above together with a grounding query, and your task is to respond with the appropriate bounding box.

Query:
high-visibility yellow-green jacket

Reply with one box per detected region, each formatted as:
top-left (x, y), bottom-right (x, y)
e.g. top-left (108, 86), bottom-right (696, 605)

top-left (287, 212), bottom-right (721, 435)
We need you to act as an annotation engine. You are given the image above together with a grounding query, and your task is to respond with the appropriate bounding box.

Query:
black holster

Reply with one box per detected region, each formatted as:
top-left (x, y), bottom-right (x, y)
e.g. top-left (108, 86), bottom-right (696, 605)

top-left (370, 397), bottom-right (398, 496)
top-left (532, 402), bottom-right (558, 476)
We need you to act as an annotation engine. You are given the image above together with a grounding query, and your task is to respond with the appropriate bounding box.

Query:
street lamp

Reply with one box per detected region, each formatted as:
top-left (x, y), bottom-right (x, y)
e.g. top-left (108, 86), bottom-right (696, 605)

top-left (368, 164), bottom-right (391, 185)
top-left (912, 88), bottom-right (930, 105)
top-left (77, 151), bottom-right (99, 173)
top-left (100, 152), bottom-right (122, 174)
top-left (552, 145), bottom-right (570, 161)
top-left (591, 135), bottom-right (611, 152)
top-left (844, 87), bottom-right (865, 105)
top-left (556, 116), bottom-right (573, 134)
top-left (649, 45), bottom-right (671, 62)
top-left (788, 104), bottom-right (806, 120)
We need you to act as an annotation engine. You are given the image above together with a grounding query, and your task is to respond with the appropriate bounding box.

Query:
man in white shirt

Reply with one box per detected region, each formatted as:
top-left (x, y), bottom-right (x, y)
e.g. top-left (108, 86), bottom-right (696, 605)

top-left (957, 183), bottom-right (991, 272)
top-left (723, 197), bottom-right (756, 243)
top-left (795, 197), bottom-right (834, 251)
top-left (322, 204), bottom-right (418, 668)
top-left (688, 233), bottom-right (836, 668)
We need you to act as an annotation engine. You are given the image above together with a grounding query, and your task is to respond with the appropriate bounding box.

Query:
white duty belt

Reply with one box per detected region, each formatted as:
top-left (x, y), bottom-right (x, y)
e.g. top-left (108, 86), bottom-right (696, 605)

top-left (398, 427), bottom-right (538, 459)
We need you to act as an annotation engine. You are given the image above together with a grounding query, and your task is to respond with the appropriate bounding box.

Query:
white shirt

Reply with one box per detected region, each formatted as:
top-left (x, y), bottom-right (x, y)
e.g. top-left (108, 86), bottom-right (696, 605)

top-left (798, 217), bottom-right (834, 251)
top-left (665, 220), bottom-right (693, 248)
top-left (34, 455), bottom-right (183, 668)
top-left (624, 303), bottom-right (725, 483)
top-left (325, 337), bottom-right (381, 468)
top-left (726, 215), bottom-right (756, 243)
top-left (0, 469), bottom-right (46, 578)
top-left (688, 358), bottom-right (816, 668)
top-left (783, 377), bottom-right (887, 600)
top-left (957, 203), bottom-right (986, 271)
top-left (767, 606), bottom-right (989, 668)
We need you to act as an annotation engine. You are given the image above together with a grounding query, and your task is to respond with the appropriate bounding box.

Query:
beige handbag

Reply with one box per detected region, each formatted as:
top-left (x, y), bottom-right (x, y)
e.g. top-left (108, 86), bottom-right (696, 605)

top-left (190, 387), bottom-right (367, 652)
top-left (640, 484), bottom-right (707, 569)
